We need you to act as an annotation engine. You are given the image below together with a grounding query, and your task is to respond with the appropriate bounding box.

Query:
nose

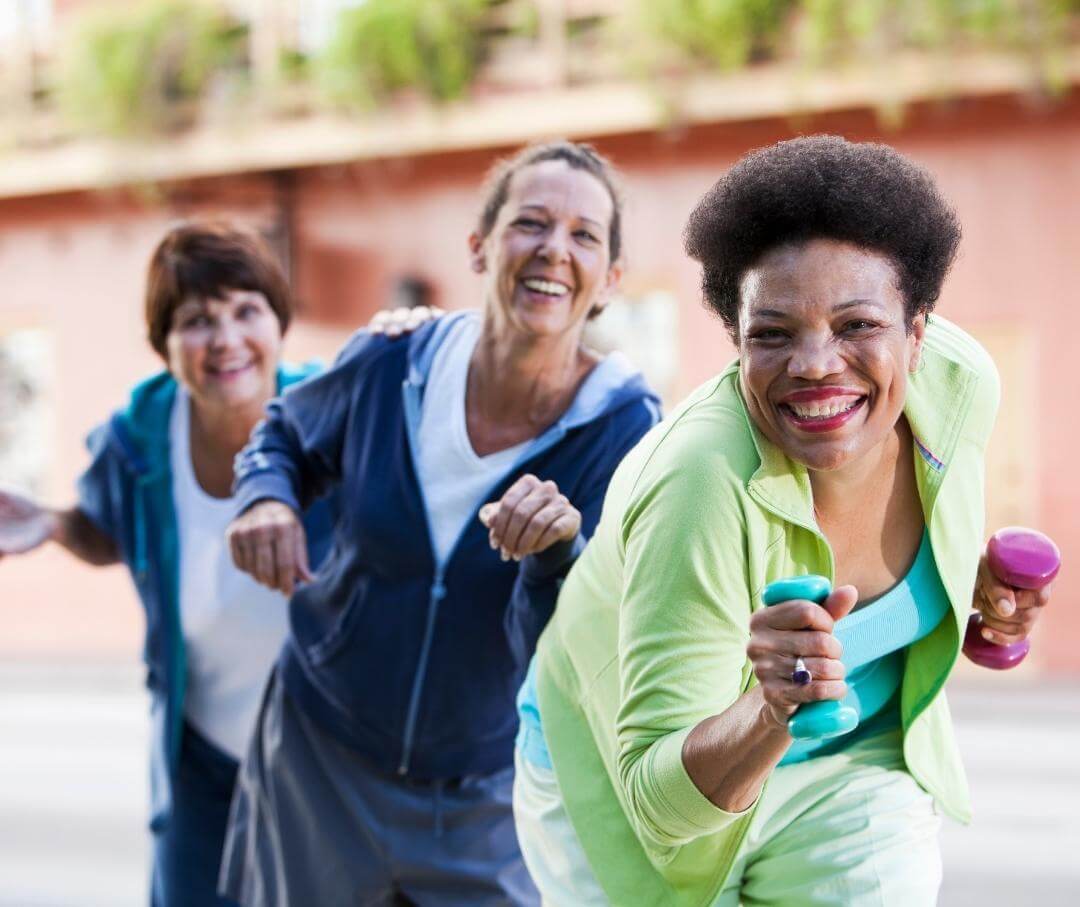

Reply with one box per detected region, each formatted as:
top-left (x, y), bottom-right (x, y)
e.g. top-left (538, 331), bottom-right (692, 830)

top-left (209, 316), bottom-right (242, 351)
top-left (536, 225), bottom-right (571, 264)
top-left (787, 332), bottom-right (844, 380)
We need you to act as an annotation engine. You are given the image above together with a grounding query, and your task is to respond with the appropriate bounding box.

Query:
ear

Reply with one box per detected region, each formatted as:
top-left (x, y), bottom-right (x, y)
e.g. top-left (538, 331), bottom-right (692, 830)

top-left (468, 232), bottom-right (486, 274)
top-left (908, 312), bottom-right (927, 372)
top-left (588, 260), bottom-right (623, 320)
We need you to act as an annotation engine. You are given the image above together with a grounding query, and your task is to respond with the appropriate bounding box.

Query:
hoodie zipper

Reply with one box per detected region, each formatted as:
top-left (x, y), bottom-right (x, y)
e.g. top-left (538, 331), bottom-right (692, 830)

top-left (396, 373), bottom-right (568, 776)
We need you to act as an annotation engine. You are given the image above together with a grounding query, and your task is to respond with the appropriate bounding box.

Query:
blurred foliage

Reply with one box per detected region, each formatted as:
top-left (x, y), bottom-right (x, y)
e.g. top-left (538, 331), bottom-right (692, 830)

top-left (316, 0), bottom-right (489, 108)
top-left (635, 0), bottom-right (791, 71)
top-left (38, 0), bottom-right (1080, 141)
top-left (809, 0), bottom-right (1080, 100)
top-left (58, 0), bottom-right (246, 137)
top-left (636, 0), bottom-right (1079, 91)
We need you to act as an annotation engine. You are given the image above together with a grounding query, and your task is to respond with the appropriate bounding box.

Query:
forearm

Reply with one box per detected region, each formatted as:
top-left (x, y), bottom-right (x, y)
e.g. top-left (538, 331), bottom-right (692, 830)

top-left (681, 685), bottom-right (792, 813)
top-left (51, 508), bottom-right (119, 566)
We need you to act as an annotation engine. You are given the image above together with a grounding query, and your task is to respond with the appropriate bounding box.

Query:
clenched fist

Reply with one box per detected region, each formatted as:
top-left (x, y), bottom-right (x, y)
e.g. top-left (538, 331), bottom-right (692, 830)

top-left (227, 500), bottom-right (313, 596)
top-left (479, 474), bottom-right (580, 562)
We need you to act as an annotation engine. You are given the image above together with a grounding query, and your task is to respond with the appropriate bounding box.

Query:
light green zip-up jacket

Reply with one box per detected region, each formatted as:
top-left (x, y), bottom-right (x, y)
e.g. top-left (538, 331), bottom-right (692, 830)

top-left (535, 315), bottom-right (1000, 906)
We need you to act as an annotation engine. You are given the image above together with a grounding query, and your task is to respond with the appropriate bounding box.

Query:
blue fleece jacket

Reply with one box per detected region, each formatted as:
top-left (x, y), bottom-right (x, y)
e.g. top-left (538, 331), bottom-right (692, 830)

top-left (233, 311), bottom-right (661, 781)
top-left (75, 364), bottom-right (333, 827)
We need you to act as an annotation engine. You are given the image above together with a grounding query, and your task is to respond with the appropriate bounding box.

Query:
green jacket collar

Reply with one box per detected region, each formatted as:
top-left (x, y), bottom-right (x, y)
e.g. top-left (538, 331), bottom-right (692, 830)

top-left (736, 318), bottom-right (980, 533)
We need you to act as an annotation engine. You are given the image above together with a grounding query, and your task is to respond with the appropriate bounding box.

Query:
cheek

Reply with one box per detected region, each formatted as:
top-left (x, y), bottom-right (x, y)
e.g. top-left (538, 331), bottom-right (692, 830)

top-left (165, 334), bottom-right (201, 378)
top-left (253, 322), bottom-right (284, 360)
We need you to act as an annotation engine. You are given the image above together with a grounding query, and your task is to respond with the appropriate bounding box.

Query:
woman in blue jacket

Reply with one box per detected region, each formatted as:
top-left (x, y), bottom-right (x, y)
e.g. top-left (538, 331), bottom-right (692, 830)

top-left (0, 222), bottom-right (333, 907)
top-left (220, 141), bottom-right (661, 906)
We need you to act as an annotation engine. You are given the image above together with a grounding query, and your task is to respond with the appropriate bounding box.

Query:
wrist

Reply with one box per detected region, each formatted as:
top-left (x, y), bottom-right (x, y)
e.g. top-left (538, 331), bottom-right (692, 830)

top-left (44, 509), bottom-right (66, 545)
top-left (758, 701), bottom-right (793, 736)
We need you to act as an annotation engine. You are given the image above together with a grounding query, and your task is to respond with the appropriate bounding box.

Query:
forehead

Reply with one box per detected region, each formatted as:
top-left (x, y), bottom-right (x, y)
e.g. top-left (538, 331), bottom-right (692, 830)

top-left (740, 239), bottom-right (903, 317)
top-left (504, 159), bottom-right (613, 223)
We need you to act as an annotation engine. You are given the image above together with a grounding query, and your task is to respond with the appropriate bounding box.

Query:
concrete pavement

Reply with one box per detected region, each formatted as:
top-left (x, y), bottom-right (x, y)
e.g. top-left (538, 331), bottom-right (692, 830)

top-left (1, 663), bottom-right (1076, 906)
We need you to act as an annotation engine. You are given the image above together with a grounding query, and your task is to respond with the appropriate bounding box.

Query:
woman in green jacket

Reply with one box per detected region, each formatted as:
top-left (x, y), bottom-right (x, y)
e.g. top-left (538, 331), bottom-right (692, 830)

top-left (513, 136), bottom-right (1053, 906)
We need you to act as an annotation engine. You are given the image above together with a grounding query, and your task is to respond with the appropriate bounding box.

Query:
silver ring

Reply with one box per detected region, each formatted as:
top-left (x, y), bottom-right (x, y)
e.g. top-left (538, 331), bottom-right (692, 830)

top-left (791, 658), bottom-right (812, 686)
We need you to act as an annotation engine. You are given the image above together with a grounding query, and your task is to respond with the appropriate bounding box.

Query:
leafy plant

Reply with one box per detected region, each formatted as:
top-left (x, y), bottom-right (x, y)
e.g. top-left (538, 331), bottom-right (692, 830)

top-left (58, 0), bottom-right (246, 137)
top-left (635, 0), bottom-right (792, 71)
top-left (317, 0), bottom-right (490, 109)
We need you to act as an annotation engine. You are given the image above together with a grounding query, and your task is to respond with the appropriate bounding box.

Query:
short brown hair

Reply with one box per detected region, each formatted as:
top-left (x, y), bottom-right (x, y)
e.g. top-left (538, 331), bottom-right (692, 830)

top-left (145, 221), bottom-right (293, 358)
top-left (476, 140), bottom-right (625, 262)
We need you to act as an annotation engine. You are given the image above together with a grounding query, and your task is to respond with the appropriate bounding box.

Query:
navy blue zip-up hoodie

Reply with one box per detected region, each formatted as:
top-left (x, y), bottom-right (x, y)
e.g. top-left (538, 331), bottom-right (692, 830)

top-left (74, 365), bottom-right (334, 826)
top-left (233, 311), bottom-right (660, 781)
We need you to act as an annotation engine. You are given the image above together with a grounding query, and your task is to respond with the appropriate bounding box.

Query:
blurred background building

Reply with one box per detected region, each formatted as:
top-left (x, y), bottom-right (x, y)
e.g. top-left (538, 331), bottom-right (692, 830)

top-left (0, 1), bottom-right (1078, 904)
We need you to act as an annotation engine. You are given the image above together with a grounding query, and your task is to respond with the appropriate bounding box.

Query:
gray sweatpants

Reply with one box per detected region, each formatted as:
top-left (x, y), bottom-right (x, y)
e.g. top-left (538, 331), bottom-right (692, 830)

top-left (219, 671), bottom-right (539, 907)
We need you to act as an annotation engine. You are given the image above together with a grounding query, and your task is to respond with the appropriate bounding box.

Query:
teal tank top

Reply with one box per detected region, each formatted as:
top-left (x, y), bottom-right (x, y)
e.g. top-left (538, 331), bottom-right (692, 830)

top-left (517, 530), bottom-right (951, 770)
top-left (780, 529), bottom-right (951, 764)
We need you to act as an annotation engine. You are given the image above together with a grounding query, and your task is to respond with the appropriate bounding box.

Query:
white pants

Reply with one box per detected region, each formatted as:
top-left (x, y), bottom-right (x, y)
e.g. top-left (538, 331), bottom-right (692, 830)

top-left (512, 731), bottom-right (942, 907)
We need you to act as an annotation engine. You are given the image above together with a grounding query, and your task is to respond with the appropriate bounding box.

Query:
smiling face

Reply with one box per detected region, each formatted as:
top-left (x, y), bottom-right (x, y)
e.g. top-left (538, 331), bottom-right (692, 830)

top-left (470, 159), bottom-right (620, 340)
top-left (164, 288), bottom-right (282, 415)
top-left (737, 238), bottom-right (925, 474)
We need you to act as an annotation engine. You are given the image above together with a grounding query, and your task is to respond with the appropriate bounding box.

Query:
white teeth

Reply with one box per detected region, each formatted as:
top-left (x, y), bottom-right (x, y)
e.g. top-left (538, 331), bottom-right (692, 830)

top-left (522, 278), bottom-right (569, 297)
top-left (786, 398), bottom-right (861, 419)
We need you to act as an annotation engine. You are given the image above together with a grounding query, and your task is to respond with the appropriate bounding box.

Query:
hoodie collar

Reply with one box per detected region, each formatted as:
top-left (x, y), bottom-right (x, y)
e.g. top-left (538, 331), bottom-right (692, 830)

top-left (109, 363), bottom-right (320, 477)
top-left (405, 310), bottom-right (658, 429)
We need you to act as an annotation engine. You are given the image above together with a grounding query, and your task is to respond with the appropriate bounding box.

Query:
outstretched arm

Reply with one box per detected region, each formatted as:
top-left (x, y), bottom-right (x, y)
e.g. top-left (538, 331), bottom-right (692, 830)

top-left (0, 487), bottom-right (118, 566)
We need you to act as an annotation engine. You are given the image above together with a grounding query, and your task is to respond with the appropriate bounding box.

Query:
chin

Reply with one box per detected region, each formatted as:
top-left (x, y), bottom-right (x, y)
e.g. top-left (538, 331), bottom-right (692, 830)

top-left (781, 434), bottom-right (861, 473)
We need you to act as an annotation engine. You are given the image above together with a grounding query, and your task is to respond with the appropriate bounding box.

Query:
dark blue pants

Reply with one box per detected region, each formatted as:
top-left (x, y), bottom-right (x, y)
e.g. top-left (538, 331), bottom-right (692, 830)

top-left (152, 722), bottom-right (240, 907)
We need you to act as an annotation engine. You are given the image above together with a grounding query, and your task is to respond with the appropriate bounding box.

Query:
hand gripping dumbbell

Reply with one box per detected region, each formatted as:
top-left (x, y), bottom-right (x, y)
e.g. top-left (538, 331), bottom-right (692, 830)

top-left (762, 575), bottom-right (858, 741)
top-left (763, 527), bottom-right (1060, 741)
top-left (962, 526), bottom-right (1060, 670)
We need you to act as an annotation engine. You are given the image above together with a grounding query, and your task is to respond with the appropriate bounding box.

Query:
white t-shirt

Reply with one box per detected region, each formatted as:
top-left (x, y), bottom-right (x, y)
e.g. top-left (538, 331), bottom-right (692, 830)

top-left (416, 320), bottom-right (529, 565)
top-left (170, 388), bottom-right (290, 760)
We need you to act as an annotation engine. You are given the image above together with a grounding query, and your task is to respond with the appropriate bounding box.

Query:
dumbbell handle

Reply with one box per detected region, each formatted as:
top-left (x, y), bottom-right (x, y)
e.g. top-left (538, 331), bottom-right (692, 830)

top-left (962, 527), bottom-right (1060, 670)
top-left (762, 575), bottom-right (858, 741)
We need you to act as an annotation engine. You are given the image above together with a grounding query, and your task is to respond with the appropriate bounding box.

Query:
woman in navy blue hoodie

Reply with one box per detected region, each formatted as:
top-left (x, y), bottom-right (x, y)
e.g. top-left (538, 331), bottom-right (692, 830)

top-left (0, 222), bottom-right (334, 906)
top-left (221, 142), bottom-right (661, 906)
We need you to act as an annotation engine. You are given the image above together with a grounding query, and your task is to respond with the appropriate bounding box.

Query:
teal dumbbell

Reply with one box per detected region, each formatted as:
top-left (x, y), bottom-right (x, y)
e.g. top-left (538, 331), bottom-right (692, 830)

top-left (762, 575), bottom-right (858, 741)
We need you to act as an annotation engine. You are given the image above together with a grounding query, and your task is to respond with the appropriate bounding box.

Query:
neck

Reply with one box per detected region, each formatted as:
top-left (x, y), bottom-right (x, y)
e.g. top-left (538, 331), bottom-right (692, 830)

top-left (189, 395), bottom-right (268, 461)
top-left (469, 317), bottom-right (594, 426)
top-left (808, 420), bottom-right (911, 521)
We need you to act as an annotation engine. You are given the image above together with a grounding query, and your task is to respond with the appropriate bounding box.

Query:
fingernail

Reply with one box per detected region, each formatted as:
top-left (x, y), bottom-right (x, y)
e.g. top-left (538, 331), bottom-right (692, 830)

top-left (982, 628), bottom-right (994, 642)
top-left (997, 598), bottom-right (1014, 617)
top-left (500, 549), bottom-right (509, 562)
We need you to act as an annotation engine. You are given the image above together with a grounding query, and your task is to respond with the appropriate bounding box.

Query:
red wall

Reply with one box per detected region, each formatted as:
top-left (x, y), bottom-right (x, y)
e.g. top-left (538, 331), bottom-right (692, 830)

top-left (1, 92), bottom-right (1077, 671)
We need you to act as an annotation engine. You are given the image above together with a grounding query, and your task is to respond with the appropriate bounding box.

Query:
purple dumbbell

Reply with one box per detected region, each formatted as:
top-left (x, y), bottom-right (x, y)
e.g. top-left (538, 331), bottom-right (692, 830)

top-left (963, 527), bottom-right (1061, 670)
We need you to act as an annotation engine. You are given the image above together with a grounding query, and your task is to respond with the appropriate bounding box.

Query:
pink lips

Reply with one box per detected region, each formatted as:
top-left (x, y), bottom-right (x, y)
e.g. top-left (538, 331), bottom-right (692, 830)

top-left (778, 387), bottom-right (867, 434)
top-left (206, 363), bottom-right (253, 381)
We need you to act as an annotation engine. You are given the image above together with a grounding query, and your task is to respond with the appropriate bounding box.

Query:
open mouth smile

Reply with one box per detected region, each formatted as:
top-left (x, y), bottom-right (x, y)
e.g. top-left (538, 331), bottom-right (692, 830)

top-left (520, 277), bottom-right (571, 300)
top-left (206, 362), bottom-right (254, 380)
top-left (778, 389), bottom-right (867, 433)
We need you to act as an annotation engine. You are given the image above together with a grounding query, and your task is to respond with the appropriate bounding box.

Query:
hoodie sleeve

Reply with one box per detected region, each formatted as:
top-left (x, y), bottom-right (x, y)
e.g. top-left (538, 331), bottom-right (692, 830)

top-left (75, 421), bottom-right (123, 544)
top-left (504, 398), bottom-right (659, 664)
top-left (233, 331), bottom-right (386, 517)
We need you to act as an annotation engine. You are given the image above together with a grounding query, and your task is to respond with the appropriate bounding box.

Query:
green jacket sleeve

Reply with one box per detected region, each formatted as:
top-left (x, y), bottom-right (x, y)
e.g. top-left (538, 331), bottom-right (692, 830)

top-left (614, 416), bottom-right (758, 851)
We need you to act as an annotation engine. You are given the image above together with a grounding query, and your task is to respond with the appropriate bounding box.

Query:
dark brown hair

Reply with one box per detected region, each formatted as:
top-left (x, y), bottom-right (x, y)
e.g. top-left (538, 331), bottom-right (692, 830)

top-left (145, 220), bottom-right (292, 358)
top-left (476, 140), bottom-right (625, 262)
